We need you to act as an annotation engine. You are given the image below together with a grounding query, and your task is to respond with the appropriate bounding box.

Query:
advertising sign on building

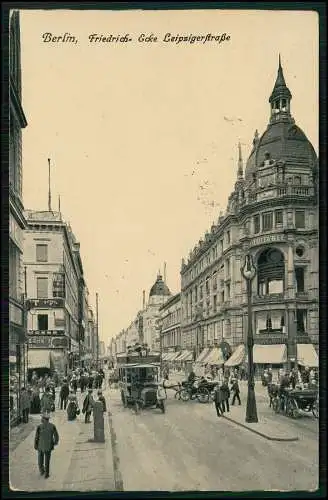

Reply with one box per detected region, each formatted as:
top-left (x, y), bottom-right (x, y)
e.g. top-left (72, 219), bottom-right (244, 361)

top-left (28, 329), bottom-right (65, 336)
top-left (26, 298), bottom-right (65, 309)
top-left (28, 336), bottom-right (69, 349)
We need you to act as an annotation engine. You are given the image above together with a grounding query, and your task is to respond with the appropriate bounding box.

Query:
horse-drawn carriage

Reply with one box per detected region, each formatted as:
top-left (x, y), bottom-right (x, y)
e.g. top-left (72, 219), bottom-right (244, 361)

top-left (163, 377), bottom-right (218, 403)
top-left (117, 360), bottom-right (165, 415)
top-left (268, 384), bottom-right (318, 419)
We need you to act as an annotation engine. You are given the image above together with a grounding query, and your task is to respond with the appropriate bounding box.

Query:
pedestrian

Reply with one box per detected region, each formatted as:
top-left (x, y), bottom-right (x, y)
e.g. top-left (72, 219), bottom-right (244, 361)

top-left (290, 368), bottom-right (298, 390)
top-left (71, 374), bottom-right (78, 394)
top-left (30, 386), bottom-right (41, 414)
top-left (220, 379), bottom-right (231, 413)
top-left (59, 378), bottom-right (70, 410)
top-left (41, 387), bottom-right (53, 414)
top-left (230, 378), bottom-right (241, 406)
top-left (67, 390), bottom-right (80, 421)
top-left (97, 390), bottom-right (107, 412)
top-left (82, 388), bottom-right (95, 423)
top-left (213, 383), bottom-right (224, 417)
top-left (267, 368), bottom-right (273, 384)
top-left (20, 387), bottom-right (31, 423)
top-left (34, 412), bottom-right (59, 478)
top-left (88, 372), bottom-right (94, 390)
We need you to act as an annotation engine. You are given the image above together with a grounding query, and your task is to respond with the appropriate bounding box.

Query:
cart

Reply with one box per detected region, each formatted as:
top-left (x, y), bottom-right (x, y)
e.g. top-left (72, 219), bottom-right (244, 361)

top-left (272, 388), bottom-right (318, 419)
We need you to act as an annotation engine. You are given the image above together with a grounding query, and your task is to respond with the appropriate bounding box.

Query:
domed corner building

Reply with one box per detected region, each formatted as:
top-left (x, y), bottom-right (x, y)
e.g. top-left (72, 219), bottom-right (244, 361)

top-left (180, 57), bottom-right (318, 376)
top-left (139, 274), bottom-right (172, 352)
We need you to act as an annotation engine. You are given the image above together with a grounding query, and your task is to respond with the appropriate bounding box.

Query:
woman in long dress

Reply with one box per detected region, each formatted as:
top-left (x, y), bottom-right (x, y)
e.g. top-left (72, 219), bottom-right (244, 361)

top-left (67, 390), bottom-right (79, 421)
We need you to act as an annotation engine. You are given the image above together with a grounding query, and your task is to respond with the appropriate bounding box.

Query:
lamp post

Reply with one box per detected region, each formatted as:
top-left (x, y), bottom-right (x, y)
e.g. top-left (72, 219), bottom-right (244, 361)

top-left (241, 253), bottom-right (258, 423)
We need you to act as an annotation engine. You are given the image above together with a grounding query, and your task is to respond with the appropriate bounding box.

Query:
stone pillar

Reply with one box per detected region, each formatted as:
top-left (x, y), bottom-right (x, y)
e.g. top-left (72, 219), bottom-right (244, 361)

top-left (286, 308), bottom-right (297, 371)
top-left (286, 243), bottom-right (295, 300)
top-left (93, 401), bottom-right (105, 443)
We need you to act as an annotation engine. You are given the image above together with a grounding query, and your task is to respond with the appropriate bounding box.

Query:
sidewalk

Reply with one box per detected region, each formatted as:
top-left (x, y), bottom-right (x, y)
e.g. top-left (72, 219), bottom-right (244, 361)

top-left (222, 381), bottom-right (299, 441)
top-left (9, 391), bottom-right (115, 492)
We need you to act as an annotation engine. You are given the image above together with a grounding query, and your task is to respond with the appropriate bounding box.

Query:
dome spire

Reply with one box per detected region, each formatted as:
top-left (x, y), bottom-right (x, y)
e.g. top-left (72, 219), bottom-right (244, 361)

top-left (269, 55), bottom-right (292, 124)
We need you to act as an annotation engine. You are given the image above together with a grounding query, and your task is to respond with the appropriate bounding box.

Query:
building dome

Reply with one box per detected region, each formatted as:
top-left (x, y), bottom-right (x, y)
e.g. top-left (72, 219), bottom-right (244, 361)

top-left (245, 57), bottom-right (317, 183)
top-left (149, 274), bottom-right (171, 298)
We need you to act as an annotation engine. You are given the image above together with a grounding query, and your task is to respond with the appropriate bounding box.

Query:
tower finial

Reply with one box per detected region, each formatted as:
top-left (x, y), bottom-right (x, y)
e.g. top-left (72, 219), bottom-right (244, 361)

top-left (278, 53), bottom-right (282, 69)
top-left (58, 194), bottom-right (61, 213)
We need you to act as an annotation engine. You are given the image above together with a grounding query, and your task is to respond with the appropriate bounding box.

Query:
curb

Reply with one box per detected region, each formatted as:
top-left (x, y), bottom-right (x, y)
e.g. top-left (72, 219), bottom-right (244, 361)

top-left (107, 411), bottom-right (124, 491)
top-left (222, 415), bottom-right (299, 442)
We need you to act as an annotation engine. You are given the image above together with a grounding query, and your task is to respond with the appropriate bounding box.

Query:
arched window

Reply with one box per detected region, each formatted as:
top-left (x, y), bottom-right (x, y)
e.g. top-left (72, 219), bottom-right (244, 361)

top-left (257, 248), bottom-right (285, 295)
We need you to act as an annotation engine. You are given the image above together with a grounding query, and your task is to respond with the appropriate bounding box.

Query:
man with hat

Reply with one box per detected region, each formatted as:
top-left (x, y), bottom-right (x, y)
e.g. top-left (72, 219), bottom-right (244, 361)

top-left (82, 388), bottom-right (95, 423)
top-left (34, 412), bottom-right (59, 478)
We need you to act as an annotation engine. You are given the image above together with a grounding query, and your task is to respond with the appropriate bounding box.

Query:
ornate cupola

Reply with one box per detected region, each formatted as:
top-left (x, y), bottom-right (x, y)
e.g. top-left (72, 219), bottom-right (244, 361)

top-left (269, 55), bottom-right (293, 124)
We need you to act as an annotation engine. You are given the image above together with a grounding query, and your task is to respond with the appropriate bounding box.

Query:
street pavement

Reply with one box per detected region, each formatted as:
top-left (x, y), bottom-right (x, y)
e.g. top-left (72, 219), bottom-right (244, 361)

top-left (9, 390), bottom-right (115, 492)
top-left (107, 381), bottom-right (318, 492)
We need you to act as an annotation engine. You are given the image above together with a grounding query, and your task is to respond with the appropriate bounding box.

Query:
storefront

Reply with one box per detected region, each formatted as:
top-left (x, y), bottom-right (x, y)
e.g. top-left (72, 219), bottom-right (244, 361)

top-left (27, 331), bottom-right (69, 379)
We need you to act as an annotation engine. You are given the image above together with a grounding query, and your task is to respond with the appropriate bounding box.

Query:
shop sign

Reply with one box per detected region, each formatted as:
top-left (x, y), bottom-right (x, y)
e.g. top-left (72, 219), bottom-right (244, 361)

top-left (28, 329), bottom-right (65, 336)
top-left (28, 336), bottom-right (69, 349)
top-left (250, 234), bottom-right (286, 247)
top-left (26, 298), bottom-right (64, 309)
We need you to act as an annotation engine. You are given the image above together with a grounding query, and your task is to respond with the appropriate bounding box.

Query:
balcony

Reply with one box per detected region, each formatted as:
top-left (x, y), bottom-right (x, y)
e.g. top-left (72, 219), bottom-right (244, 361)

top-left (248, 184), bottom-right (315, 204)
top-left (252, 293), bottom-right (284, 305)
top-left (295, 292), bottom-right (309, 300)
top-left (256, 331), bottom-right (288, 344)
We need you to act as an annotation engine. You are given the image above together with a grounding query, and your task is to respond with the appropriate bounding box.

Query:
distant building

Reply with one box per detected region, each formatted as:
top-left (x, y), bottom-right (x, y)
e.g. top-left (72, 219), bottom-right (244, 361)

top-left (112, 273), bottom-right (172, 354)
top-left (9, 10), bottom-right (28, 423)
top-left (180, 58), bottom-right (318, 370)
top-left (159, 293), bottom-right (182, 353)
top-left (23, 210), bottom-right (92, 376)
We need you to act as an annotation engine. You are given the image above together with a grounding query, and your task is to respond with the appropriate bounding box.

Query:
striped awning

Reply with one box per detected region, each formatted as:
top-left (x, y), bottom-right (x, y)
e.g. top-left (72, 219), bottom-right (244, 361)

top-left (225, 345), bottom-right (245, 367)
top-left (195, 348), bottom-right (210, 364)
top-left (162, 352), bottom-right (170, 361)
top-left (297, 344), bottom-right (318, 368)
top-left (175, 350), bottom-right (193, 362)
top-left (166, 351), bottom-right (181, 361)
top-left (202, 347), bottom-right (225, 366)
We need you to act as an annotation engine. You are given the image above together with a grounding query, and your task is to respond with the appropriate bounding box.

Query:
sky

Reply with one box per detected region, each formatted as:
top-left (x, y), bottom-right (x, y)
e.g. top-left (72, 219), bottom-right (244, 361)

top-left (19, 8), bottom-right (318, 346)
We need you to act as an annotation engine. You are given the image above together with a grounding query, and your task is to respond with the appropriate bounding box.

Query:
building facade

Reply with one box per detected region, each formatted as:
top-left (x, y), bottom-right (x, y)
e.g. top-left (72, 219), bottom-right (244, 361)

top-left (180, 59), bottom-right (318, 369)
top-left (9, 10), bottom-right (28, 421)
top-left (24, 210), bottom-right (92, 377)
top-left (159, 293), bottom-right (182, 353)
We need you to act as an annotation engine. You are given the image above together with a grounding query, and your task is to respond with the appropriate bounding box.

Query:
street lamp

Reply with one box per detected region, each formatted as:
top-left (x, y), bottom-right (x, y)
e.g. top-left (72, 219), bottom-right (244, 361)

top-left (241, 253), bottom-right (258, 423)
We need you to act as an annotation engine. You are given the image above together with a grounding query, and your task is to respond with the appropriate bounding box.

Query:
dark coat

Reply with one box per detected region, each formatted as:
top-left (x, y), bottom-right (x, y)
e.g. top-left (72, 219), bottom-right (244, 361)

top-left (60, 383), bottom-right (70, 399)
top-left (98, 395), bottom-right (107, 412)
top-left (220, 383), bottom-right (230, 400)
top-left (41, 393), bottom-right (53, 413)
top-left (82, 393), bottom-right (94, 414)
top-left (214, 387), bottom-right (224, 404)
top-left (34, 421), bottom-right (59, 452)
top-left (21, 391), bottom-right (31, 410)
top-left (231, 381), bottom-right (240, 394)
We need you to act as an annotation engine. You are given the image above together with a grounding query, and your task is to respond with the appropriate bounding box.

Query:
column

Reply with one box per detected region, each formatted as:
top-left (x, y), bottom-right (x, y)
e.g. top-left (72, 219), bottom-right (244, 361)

top-left (286, 243), bottom-right (295, 300)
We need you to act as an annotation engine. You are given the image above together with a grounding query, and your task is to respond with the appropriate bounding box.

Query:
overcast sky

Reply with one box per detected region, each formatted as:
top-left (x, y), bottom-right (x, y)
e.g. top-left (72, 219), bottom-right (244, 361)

top-left (19, 8), bottom-right (318, 346)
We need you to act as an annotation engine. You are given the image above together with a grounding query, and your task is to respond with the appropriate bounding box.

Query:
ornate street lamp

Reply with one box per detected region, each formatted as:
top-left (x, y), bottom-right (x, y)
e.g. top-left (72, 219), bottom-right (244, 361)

top-left (241, 253), bottom-right (258, 423)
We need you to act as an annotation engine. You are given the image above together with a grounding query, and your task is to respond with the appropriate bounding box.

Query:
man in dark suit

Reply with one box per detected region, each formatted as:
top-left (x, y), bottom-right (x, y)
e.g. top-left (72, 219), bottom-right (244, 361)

top-left (34, 412), bottom-right (59, 478)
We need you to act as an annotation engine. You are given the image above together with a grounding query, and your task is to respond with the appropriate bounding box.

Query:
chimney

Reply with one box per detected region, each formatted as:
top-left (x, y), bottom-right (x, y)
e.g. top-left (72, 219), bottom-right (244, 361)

top-left (142, 290), bottom-right (146, 309)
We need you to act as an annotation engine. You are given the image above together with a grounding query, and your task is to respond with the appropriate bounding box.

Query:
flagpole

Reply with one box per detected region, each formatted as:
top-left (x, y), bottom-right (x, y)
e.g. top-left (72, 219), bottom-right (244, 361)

top-left (48, 158), bottom-right (52, 212)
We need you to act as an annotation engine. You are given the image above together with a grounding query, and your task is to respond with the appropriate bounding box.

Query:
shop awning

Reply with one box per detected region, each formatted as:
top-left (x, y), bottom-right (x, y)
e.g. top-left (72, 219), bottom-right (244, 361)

top-left (252, 344), bottom-right (287, 364)
top-left (225, 344), bottom-right (246, 367)
top-left (297, 344), bottom-right (319, 368)
top-left (202, 347), bottom-right (225, 366)
top-left (28, 349), bottom-right (51, 369)
top-left (166, 351), bottom-right (181, 361)
top-left (161, 353), bottom-right (170, 361)
top-left (195, 348), bottom-right (210, 364)
top-left (175, 350), bottom-right (193, 362)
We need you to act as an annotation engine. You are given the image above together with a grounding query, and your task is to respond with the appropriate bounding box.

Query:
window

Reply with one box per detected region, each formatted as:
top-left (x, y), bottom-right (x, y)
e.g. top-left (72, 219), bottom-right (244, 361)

top-left (296, 310), bottom-right (307, 333)
top-left (205, 277), bottom-right (210, 295)
top-left (295, 210), bottom-right (305, 229)
top-left (254, 215), bottom-right (260, 234)
top-left (226, 231), bottom-right (231, 244)
top-left (226, 258), bottom-right (230, 277)
top-left (221, 291), bottom-right (225, 303)
top-left (37, 314), bottom-right (48, 331)
top-left (262, 212), bottom-right (273, 231)
top-left (36, 244), bottom-right (48, 262)
top-left (226, 283), bottom-right (231, 299)
top-left (275, 210), bottom-right (283, 226)
top-left (9, 240), bottom-right (20, 300)
top-left (37, 277), bottom-right (48, 298)
top-left (212, 272), bottom-right (217, 290)
top-left (294, 176), bottom-right (302, 185)
top-left (53, 273), bottom-right (65, 298)
top-left (200, 285), bottom-right (203, 300)
top-left (219, 240), bottom-right (223, 254)
top-left (213, 295), bottom-right (217, 313)
top-left (295, 267), bottom-right (305, 293)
